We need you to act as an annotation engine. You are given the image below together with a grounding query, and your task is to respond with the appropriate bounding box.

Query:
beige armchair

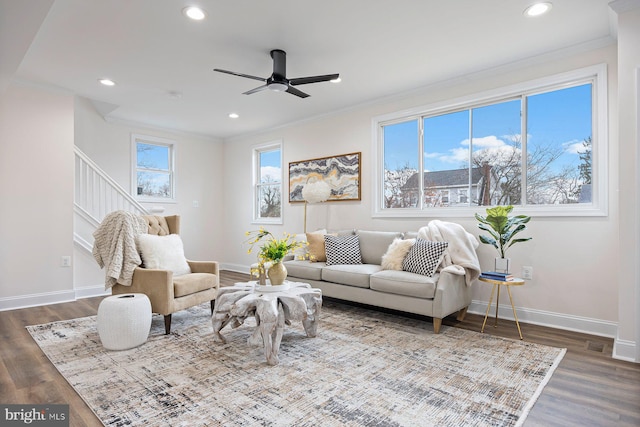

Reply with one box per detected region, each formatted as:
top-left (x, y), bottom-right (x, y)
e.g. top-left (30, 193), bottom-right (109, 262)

top-left (112, 215), bottom-right (219, 334)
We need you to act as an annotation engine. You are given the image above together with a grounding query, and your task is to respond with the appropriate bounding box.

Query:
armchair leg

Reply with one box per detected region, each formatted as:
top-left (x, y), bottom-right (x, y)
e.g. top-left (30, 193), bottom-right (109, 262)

top-left (433, 317), bottom-right (442, 334)
top-left (457, 306), bottom-right (469, 321)
top-left (164, 314), bottom-right (172, 335)
top-left (210, 299), bottom-right (215, 314)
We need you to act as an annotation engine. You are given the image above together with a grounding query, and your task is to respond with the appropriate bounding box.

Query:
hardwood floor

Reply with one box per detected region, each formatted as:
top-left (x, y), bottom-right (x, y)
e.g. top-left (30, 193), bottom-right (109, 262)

top-left (1, 270), bottom-right (638, 427)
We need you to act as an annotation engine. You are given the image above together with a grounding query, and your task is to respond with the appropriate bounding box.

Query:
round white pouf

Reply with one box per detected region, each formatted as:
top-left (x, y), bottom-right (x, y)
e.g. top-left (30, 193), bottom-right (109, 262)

top-left (97, 293), bottom-right (152, 350)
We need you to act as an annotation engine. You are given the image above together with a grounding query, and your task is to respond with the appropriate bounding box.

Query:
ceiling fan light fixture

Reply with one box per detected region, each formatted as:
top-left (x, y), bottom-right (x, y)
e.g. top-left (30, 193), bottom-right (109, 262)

top-left (98, 78), bottom-right (115, 86)
top-left (228, 113), bottom-right (239, 119)
top-left (268, 82), bottom-right (289, 92)
top-left (330, 77), bottom-right (342, 83)
top-left (524, 2), bottom-right (552, 17)
top-left (183, 6), bottom-right (206, 20)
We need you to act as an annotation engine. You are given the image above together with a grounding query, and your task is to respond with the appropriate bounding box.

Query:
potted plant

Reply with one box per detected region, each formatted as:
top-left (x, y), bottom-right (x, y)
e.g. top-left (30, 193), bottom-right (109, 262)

top-left (475, 205), bottom-right (532, 273)
top-left (245, 228), bottom-right (306, 285)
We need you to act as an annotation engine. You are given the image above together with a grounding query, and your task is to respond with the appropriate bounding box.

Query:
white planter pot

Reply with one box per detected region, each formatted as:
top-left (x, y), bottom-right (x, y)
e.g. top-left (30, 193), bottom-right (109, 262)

top-left (494, 257), bottom-right (511, 273)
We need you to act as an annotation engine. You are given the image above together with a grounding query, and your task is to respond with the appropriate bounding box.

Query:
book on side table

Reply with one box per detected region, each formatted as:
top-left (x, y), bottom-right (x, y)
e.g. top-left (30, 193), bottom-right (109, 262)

top-left (480, 271), bottom-right (515, 281)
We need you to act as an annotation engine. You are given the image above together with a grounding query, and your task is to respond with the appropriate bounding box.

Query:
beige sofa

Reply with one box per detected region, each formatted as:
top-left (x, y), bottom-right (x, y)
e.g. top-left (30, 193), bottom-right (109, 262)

top-left (283, 228), bottom-right (477, 333)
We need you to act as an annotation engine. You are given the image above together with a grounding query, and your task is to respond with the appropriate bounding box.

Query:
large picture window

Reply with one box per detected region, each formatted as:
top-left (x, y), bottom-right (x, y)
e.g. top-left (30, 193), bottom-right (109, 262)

top-left (131, 134), bottom-right (175, 202)
top-left (253, 141), bottom-right (283, 224)
top-left (374, 65), bottom-right (607, 217)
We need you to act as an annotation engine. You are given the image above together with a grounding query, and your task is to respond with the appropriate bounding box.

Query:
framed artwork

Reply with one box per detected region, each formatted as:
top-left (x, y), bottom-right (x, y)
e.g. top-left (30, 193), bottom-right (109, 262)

top-left (289, 152), bottom-right (361, 202)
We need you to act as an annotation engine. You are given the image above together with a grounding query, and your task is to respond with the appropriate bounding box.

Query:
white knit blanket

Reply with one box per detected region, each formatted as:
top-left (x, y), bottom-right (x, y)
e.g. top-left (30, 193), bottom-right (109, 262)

top-left (418, 220), bottom-right (481, 286)
top-left (92, 211), bottom-right (148, 289)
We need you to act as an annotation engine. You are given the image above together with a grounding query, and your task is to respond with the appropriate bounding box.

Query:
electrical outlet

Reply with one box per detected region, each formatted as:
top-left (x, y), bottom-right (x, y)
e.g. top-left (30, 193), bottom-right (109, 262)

top-left (522, 266), bottom-right (533, 280)
top-left (61, 256), bottom-right (72, 267)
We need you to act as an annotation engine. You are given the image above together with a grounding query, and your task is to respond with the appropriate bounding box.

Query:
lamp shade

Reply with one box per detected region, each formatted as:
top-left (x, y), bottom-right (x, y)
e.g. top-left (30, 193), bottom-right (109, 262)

top-left (302, 180), bottom-right (331, 203)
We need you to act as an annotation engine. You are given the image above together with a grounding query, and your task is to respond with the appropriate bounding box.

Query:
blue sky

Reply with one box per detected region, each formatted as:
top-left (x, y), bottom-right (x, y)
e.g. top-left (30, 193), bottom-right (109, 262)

top-left (384, 83), bottom-right (592, 173)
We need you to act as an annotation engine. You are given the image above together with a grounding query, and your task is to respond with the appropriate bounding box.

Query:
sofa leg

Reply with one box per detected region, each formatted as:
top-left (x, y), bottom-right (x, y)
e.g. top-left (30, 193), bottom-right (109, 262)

top-left (457, 306), bottom-right (469, 321)
top-left (433, 317), bottom-right (442, 334)
top-left (164, 314), bottom-right (172, 335)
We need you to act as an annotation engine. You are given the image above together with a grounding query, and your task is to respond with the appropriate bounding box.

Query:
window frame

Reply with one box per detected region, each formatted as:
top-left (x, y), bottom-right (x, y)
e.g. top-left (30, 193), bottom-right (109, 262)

top-left (372, 64), bottom-right (608, 218)
top-left (252, 140), bottom-right (283, 225)
top-left (131, 133), bottom-right (176, 203)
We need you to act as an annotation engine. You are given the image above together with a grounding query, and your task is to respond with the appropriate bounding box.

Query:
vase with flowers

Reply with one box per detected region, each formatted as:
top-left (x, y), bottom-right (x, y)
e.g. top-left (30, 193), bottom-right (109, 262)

top-left (245, 228), bottom-right (307, 286)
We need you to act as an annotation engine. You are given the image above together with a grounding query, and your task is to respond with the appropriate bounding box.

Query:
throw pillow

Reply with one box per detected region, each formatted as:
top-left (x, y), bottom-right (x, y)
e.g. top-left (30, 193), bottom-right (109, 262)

top-left (402, 238), bottom-right (448, 277)
top-left (306, 231), bottom-right (332, 262)
top-left (324, 235), bottom-right (362, 266)
top-left (381, 238), bottom-right (415, 270)
top-left (136, 234), bottom-right (191, 276)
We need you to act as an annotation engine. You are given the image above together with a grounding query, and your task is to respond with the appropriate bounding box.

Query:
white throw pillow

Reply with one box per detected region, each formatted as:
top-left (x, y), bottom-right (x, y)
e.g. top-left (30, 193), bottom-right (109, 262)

top-left (136, 234), bottom-right (191, 276)
top-left (381, 238), bottom-right (415, 271)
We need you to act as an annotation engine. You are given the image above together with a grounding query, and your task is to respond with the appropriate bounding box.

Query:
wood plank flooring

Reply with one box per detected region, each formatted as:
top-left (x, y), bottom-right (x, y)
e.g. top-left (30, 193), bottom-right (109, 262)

top-left (1, 270), bottom-right (638, 426)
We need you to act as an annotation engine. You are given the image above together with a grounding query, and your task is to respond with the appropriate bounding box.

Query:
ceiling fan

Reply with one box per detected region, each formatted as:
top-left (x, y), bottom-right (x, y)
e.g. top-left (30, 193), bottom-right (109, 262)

top-left (214, 49), bottom-right (339, 98)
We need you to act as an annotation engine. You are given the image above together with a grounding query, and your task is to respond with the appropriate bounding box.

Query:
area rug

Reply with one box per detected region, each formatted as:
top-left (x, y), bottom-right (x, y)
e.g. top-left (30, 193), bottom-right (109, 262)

top-left (27, 302), bottom-right (565, 427)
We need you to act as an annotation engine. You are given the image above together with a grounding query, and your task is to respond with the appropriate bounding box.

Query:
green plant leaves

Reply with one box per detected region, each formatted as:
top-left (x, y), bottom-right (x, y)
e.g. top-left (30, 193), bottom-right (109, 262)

top-left (476, 205), bottom-right (531, 257)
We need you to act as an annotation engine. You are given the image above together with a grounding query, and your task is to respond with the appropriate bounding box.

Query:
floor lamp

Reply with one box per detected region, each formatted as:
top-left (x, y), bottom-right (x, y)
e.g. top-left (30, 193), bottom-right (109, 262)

top-left (302, 179), bottom-right (331, 233)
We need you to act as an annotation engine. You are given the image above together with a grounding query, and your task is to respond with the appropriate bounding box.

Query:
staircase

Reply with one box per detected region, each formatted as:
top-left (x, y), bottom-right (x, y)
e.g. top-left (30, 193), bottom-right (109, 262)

top-left (73, 146), bottom-right (148, 295)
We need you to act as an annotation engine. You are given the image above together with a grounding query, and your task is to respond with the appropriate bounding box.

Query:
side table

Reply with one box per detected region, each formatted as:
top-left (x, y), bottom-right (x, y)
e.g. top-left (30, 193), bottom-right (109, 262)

top-left (97, 293), bottom-right (152, 350)
top-left (479, 276), bottom-right (525, 340)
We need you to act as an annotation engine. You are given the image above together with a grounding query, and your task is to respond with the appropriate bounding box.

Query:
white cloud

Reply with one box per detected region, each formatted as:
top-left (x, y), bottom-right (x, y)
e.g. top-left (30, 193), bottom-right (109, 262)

top-left (563, 139), bottom-right (590, 155)
top-left (261, 166), bottom-right (281, 181)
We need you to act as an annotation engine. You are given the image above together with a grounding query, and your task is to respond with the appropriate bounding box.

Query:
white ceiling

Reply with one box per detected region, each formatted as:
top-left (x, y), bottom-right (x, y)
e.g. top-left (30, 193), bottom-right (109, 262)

top-left (3, 0), bottom-right (614, 139)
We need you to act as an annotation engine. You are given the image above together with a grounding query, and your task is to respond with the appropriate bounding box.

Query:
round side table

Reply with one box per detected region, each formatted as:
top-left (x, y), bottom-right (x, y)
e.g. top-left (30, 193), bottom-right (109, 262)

top-left (97, 293), bottom-right (152, 350)
top-left (479, 276), bottom-right (525, 340)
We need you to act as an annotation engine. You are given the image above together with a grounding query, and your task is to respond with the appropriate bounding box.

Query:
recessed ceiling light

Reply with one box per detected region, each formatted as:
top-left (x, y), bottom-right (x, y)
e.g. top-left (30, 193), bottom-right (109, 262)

top-left (524, 2), bottom-right (552, 17)
top-left (228, 113), bottom-right (239, 119)
top-left (330, 77), bottom-right (342, 83)
top-left (98, 78), bottom-right (116, 86)
top-left (183, 6), bottom-right (206, 20)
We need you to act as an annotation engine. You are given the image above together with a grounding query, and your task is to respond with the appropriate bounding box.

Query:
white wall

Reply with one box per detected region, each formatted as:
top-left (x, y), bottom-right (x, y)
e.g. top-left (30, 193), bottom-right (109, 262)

top-left (0, 82), bottom-right (75, 307)
top-left (613, 5), bottom-right (640, 361)
top-left (223, 44), bottom-right (622, 339)
top-left (73, 96), bottom-right (226, 291)
top-left (75, 97), bottom-right (224, 260)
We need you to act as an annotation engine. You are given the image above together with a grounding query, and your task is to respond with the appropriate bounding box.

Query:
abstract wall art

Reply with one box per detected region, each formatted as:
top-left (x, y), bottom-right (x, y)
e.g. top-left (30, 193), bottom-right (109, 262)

top-left (289, 152), bottom-right (361, 202)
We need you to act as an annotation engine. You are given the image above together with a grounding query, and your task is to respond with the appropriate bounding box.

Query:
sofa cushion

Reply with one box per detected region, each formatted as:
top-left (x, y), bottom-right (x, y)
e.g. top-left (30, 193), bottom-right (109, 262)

top-left (325, 235), bottom-right (362, 266)
top-left (381, 238), bottom-right (415, 270)
top-left (283, 260), bottom-right (326, 281)
top-left (172, 273), bottom-right (216, 298)
top-left (403, 239), bottom-right (448, 277)
top-left (322, 264), bottom-right (382, 288)
top-left (306, 231), bottom-right (333, 262)
top-left (370, 270), bottom-right (438, 299)
top-left (356, 230), bottom-right (404, 265)
top-left (136, 234), bottom-right (191, 276)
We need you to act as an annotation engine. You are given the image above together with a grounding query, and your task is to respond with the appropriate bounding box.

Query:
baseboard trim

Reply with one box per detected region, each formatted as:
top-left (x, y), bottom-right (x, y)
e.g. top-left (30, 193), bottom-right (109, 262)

top-left (468, 299), bottom-right (618, 338)
top-left (0, 290), bottom-right (76, 312)
top-left (75, 285), bottom-right (111, 299)
top-left (220, 263), bottom-right (250, 274)
top-left (612, 338), bottom-right (638, 362)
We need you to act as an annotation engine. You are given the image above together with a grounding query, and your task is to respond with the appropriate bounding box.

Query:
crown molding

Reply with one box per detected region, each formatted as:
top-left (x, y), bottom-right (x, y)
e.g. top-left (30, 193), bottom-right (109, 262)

top-left (609, 0), bottom-right (640, 13)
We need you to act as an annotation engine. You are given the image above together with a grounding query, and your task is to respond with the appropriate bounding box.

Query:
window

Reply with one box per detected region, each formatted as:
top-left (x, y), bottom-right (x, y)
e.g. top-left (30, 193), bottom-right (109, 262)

top-left (374, 64), bottom-right (607, 217)
top-left (131, 134), bottom-right (175, 202)
top-left (253, 141), bottom-right (282, 223)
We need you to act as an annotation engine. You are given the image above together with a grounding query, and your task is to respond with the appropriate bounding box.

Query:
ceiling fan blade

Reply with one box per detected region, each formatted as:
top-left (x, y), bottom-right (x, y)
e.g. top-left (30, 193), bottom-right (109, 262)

top-left (286, 86), bottom-right (310, 98)
top-left (213, 69), bottom-right (266, 82)
top-left (243, 85), bottom-right (269, 95)
top-left (289, 74), bottom-right (339, 86)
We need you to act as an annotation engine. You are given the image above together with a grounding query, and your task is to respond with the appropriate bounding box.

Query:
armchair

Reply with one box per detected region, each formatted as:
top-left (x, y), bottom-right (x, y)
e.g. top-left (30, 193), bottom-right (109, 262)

top-left (112, 215), bottom-right (219, 334)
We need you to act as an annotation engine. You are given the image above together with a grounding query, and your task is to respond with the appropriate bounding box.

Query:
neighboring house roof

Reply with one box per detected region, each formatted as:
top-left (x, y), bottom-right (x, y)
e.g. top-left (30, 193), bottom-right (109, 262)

top-left (402, 167), bottom-right (485, 191)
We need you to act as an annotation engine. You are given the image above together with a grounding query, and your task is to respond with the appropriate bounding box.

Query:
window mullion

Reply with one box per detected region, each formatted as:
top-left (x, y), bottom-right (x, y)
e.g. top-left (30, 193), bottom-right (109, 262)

top-left (468, 109), bottom-right (473, 206)
top-left (521, 95), bottom-right (528, 206)
top-left (418, 119), bottom-right (424, 210)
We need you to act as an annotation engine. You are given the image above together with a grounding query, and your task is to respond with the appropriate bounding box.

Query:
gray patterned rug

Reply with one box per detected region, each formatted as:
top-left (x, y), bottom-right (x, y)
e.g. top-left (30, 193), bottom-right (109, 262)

top-left (27, 302), bottom-right (565, 427)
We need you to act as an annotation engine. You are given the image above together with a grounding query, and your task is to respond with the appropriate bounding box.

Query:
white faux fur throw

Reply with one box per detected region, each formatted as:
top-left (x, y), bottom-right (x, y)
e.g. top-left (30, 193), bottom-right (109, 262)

top-left (92, 210), bottom-right (148, 289)
top-left (418, 220), bottom-right (481, 286)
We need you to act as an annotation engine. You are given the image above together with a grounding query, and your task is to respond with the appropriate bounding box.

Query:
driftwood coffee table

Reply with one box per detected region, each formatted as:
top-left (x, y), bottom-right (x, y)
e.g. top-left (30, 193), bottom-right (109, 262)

top-left (211, 281), bottom-right (322, 365)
